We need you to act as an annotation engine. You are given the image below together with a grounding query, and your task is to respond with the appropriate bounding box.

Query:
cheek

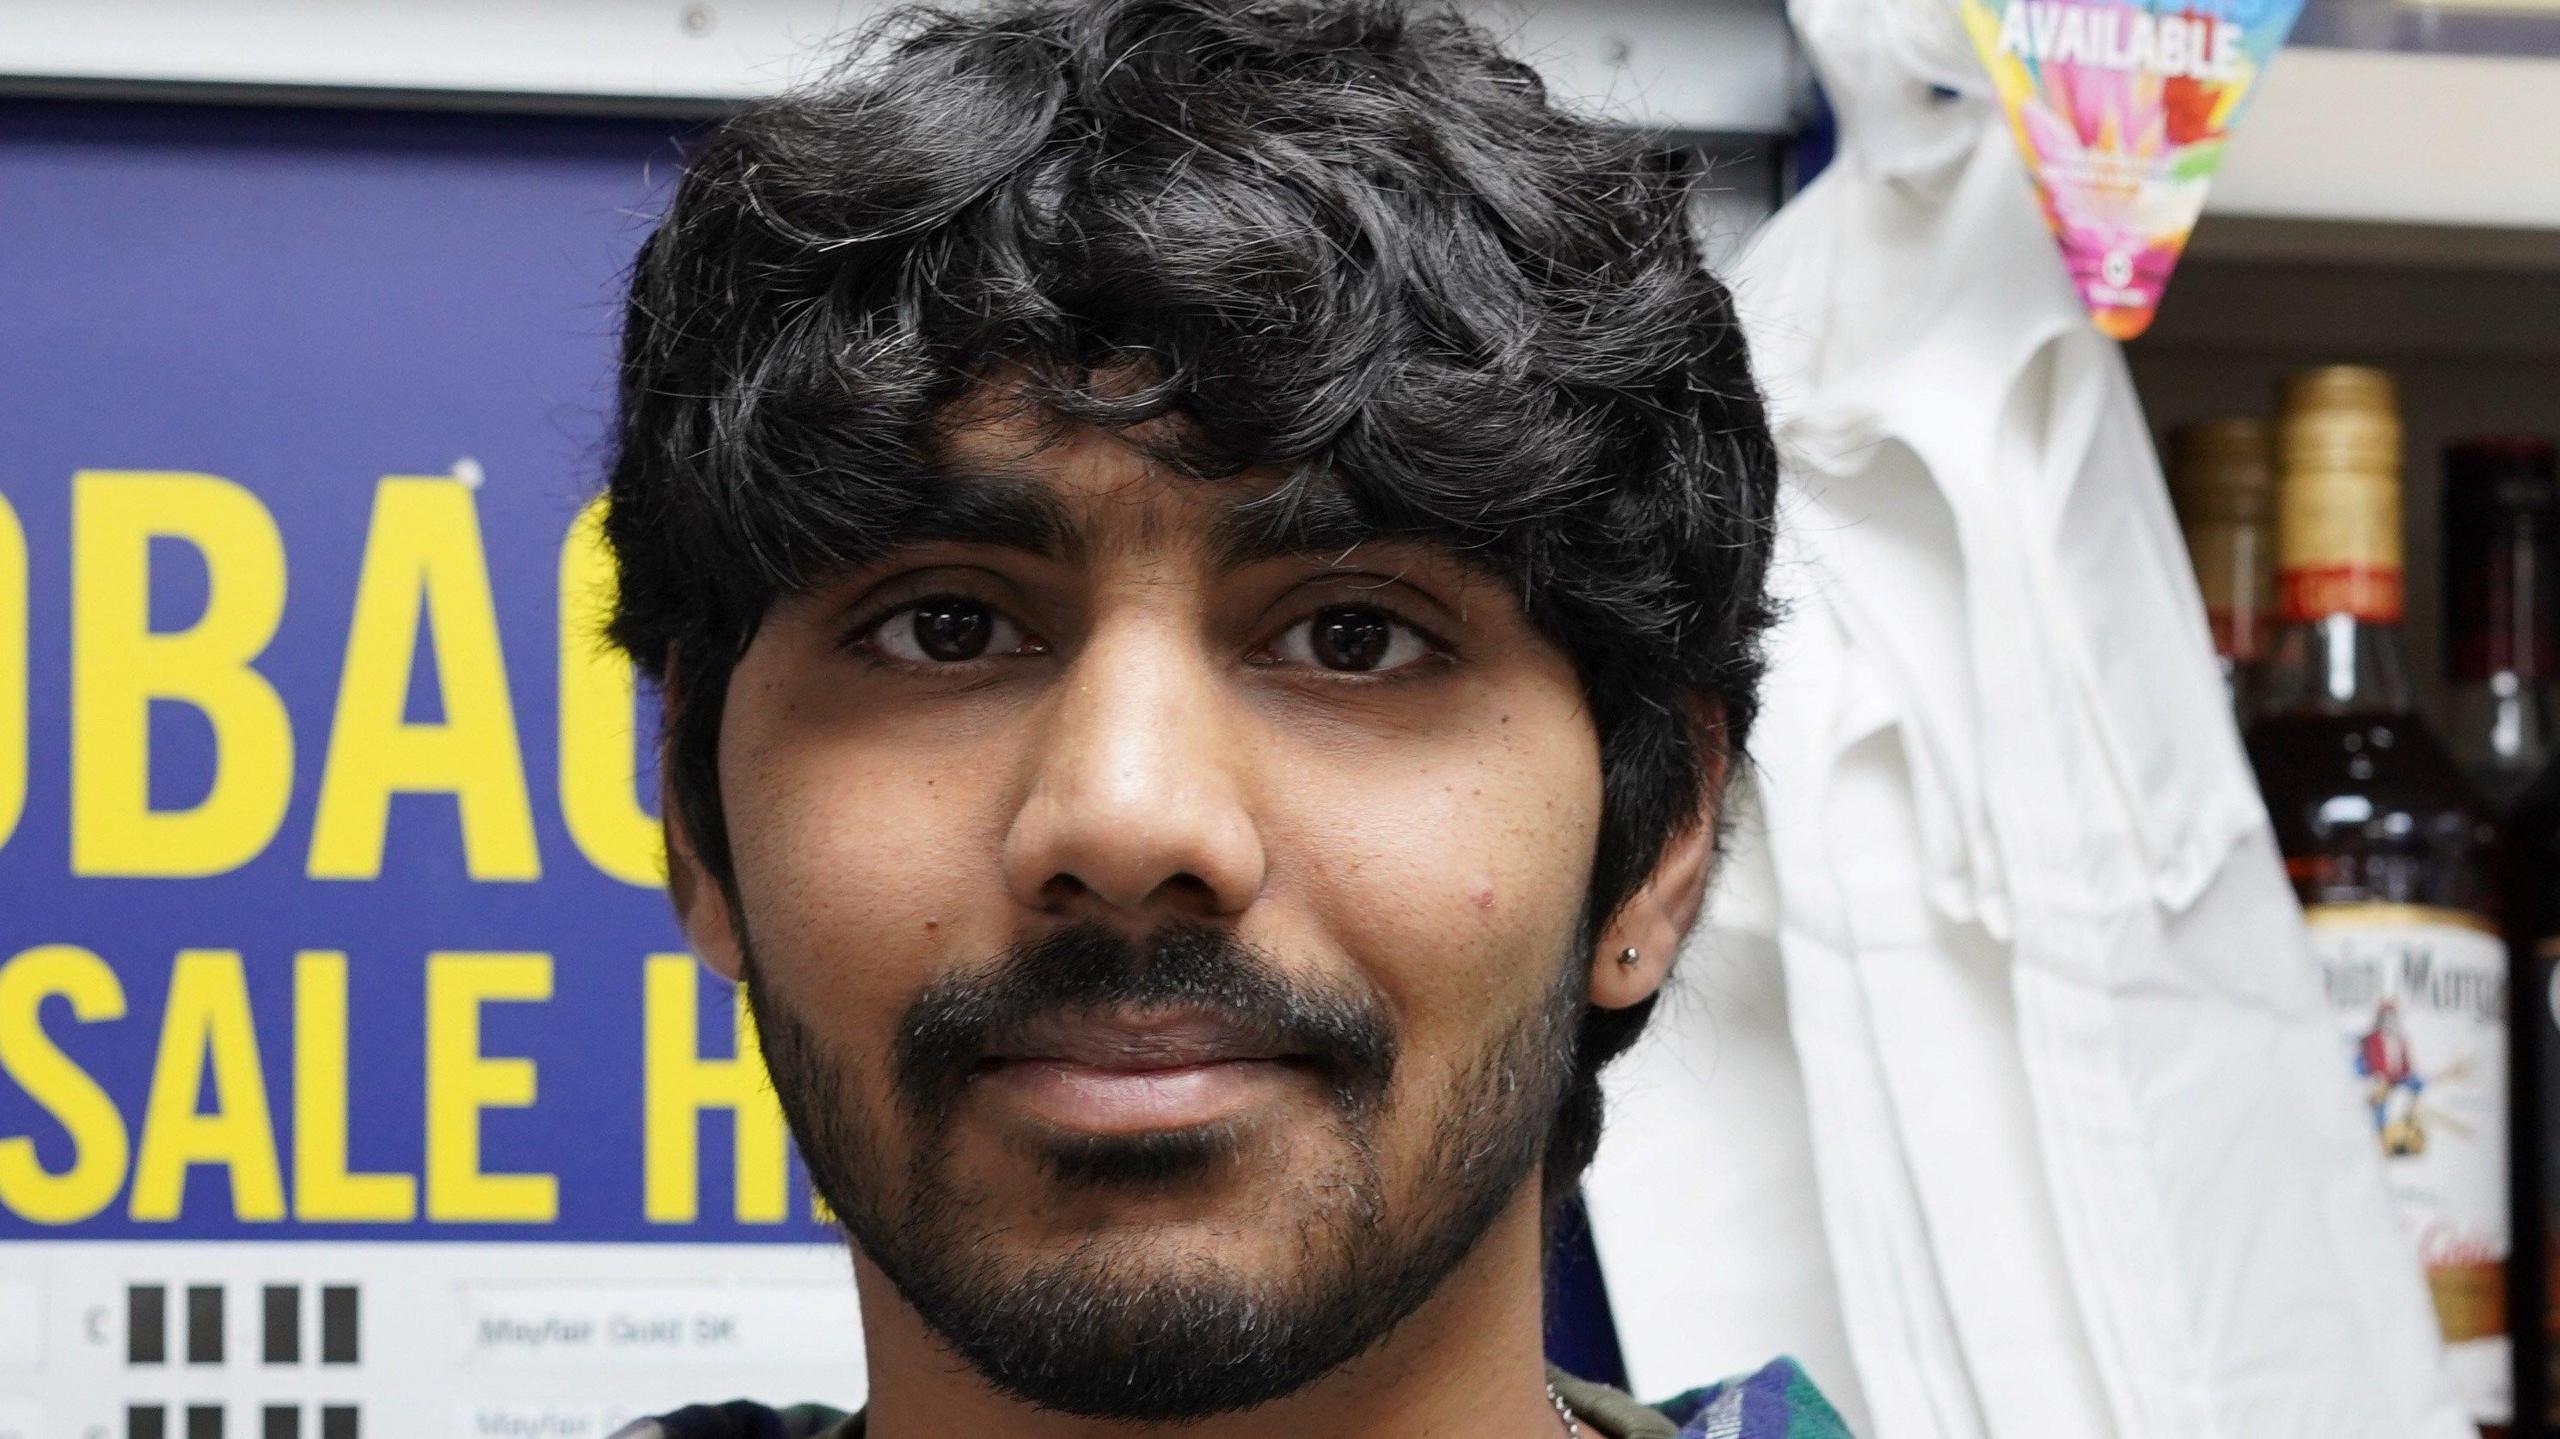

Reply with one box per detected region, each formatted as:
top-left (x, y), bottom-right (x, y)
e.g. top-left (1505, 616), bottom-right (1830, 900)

top-left (1270, 694), bottom-right (1603, 1040)
top-left (716, 664), bottom-right (1012, 1028)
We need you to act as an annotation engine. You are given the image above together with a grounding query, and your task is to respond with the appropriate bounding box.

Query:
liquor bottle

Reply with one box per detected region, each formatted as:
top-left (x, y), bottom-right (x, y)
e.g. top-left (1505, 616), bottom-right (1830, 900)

top-left (2509, 761), bottom-right (2560, 1434)
top-left (2244, 365), bottom-right (2512, 1432)
top-left (2169, 417), bottom-right (2277, 719)
top-left (2446, 437), bottom-right (2560, 812)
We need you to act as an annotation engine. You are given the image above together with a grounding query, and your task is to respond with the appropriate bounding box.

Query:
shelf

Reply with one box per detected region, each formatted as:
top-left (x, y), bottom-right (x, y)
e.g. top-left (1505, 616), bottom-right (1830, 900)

top-left (2208, 47), bottom-right (2560, 235)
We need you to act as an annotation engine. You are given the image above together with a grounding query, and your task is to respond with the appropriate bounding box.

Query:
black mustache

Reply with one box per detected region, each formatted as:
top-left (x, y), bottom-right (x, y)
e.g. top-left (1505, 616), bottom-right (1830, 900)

top-left (895, 922), bottom-right (1397, 1118)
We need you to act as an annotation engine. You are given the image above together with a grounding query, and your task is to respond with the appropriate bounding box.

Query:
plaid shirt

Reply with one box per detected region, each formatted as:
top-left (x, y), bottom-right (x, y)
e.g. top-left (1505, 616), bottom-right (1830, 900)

top-left (1655, 1359), bottom-right (1856, 1438)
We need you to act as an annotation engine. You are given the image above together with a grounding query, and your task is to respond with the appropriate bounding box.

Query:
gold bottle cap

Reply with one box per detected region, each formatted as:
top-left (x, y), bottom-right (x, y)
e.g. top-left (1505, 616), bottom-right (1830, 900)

top-left (2168, 417), bottom-right (2273, 525)
top-left (2277, 364), bottom-right (2402, 479)
top-left (2273, 364), bottom-right (2404, 623)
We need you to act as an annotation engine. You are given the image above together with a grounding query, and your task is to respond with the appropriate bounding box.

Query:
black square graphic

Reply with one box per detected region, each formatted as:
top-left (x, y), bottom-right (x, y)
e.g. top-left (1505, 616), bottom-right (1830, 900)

top-left (185, 1404), bottom-right (222, 1439)
top-left (262, 1406), bottom-right (299, 1439)
top-left (126, 1285), bottom-right (165, 1365)
top-left (185, 1285), bottom-right (223, 1364)
top-left (262, 1285), bottom-right (299, 1364)
top-left (319, 1406), bottom-right (357, 1439)
top-left (319, 1285), bottom-right (358, 1365)
top-left (126, 1405), bottom-right (164, 1439)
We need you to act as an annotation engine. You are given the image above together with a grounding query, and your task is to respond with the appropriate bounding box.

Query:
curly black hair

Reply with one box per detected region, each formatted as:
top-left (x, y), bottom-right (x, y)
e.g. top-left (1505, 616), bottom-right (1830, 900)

top-left (603, 0), bottom-right (1778, 1208)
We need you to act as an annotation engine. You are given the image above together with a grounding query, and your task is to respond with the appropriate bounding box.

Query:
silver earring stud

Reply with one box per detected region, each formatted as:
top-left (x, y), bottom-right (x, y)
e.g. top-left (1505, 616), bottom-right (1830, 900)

top-left (1616, 946), bottom-right (1641, 968)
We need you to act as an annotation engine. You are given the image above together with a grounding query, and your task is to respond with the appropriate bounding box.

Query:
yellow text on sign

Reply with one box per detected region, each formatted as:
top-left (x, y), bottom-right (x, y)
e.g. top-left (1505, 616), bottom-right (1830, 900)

top-left (52, 474), bottom-right (657, 885)
top-left (0, 944), bottom-right (803, 1227)
top-left (645, 953), bottom-right (789, 1224)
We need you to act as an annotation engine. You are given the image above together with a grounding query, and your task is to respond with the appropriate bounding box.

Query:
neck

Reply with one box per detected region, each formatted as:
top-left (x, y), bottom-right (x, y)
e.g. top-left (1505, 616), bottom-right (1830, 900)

top-left (852, 1187), bottom-right (1570, 1439)
top-left (2259, 611), bottom-right (2418, 717)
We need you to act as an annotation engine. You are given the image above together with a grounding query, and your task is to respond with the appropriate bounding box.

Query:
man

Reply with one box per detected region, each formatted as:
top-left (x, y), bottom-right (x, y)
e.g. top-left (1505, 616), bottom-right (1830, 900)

top-left (602, 0), bottom-right (1846, 1434)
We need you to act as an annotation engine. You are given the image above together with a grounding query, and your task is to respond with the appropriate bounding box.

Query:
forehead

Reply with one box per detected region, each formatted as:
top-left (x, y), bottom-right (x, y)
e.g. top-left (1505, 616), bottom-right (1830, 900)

top-left (931, 382), bottom-right (1251, 557)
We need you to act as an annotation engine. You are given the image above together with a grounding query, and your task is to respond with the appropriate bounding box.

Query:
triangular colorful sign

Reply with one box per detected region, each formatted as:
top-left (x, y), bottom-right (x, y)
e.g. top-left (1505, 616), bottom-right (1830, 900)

top-left (1960, 0), bottom-right (2307, 339)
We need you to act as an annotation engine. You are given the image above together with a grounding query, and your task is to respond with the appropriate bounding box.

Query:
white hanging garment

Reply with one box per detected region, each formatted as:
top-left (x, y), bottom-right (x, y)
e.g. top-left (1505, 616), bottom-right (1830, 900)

top-left (1585, 0), bottom-right (2471, 1434)
top-left (1584, 781), bottom-right (1881, 1436)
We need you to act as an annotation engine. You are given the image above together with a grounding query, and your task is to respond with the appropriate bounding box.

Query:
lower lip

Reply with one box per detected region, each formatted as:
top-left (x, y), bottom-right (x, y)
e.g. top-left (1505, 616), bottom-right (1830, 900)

top-left (977, 1058), bottom-right (1300, 1135)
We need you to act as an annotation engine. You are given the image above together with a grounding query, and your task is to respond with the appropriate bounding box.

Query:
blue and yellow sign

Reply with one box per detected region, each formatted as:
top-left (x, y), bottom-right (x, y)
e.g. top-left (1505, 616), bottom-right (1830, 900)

top-left (0, 98), bottom-right (827, 1252)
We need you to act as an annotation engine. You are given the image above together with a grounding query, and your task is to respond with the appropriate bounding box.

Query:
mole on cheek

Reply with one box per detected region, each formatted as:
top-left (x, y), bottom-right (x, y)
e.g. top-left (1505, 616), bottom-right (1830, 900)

top-left (1472, 886), bottom-right (1496, 913)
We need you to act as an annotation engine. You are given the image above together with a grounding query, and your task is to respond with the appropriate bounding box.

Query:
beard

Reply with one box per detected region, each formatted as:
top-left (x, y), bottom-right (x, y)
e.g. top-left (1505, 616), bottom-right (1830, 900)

top-left (744, 921), bottom-right (1584, 1421)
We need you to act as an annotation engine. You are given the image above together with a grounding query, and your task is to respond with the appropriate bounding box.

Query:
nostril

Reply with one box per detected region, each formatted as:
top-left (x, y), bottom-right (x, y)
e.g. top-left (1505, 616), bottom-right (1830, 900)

top-left (1150, 873), bottom-right (1220, 914)
top-left (1034, 869), bottom-right (1221, 916)
top-left (1036, 873), bottom-right (1095, 912)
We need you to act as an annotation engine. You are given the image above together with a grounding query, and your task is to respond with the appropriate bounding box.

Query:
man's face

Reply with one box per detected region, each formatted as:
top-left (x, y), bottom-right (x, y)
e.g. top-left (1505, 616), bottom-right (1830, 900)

top-left (692, 386), bottom-right (1611, 1417)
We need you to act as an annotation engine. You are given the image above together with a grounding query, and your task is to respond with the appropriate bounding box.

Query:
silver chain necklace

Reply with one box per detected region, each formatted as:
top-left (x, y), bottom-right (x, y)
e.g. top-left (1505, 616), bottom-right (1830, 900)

top-left (1544, 1381), bottom-right (1584, 1439)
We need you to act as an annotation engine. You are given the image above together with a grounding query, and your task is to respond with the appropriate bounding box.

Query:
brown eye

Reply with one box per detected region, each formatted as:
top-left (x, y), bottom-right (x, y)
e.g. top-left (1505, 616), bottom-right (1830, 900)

top-left (1270, 605), bottom-right (1432, 674)
top-left (869, 596), bottom-right (1036, 665)
top-left (1312, 608), bottom-right (1391, 671)
top-left (912, 598), bottom-right (992, 660)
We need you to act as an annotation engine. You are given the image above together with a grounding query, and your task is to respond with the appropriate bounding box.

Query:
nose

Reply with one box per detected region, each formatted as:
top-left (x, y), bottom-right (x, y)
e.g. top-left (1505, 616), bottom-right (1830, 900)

top-left (1001, 625), bottom-right (1267, 923)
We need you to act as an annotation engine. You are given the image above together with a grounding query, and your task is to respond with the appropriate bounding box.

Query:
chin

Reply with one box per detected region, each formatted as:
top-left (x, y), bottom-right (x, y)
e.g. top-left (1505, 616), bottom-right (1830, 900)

top-left (1018, 1113), bottom-right (1258, 1186)
top-left (963, 1107), bottom-right (1378, 1249)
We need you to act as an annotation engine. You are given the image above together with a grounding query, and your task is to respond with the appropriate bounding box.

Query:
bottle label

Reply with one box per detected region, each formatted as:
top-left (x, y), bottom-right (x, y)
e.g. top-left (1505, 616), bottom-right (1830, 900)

top-left (2278, 466), bottom-right (2404, 623)
top-left (2311, 903), bottom-right (2511, 1422)
top-left (2279, 565), bottom-right (2405, 625)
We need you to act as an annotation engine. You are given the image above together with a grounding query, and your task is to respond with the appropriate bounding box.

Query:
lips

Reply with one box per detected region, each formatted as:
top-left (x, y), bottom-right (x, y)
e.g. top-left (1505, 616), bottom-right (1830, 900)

top-left (891, 923), bottom-right (1399, 1139)
top-left (974, 1008), bottom-right (1309, 1136)
top-left (986, 1008), bottom-right (1295, 1071)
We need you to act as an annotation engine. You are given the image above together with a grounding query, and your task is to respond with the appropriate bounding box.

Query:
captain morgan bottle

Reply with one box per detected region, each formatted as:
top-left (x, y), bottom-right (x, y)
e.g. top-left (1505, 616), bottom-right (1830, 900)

top-left (2243, 365), bottom-right (2513, 1430)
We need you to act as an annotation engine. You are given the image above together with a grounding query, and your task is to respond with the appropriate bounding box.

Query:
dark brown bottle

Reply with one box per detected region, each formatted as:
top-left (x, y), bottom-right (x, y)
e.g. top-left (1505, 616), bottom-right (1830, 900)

top-left (2447, 436), bottom-right (2560, 1437)
top-left (2446, 437), bottom-right (2560, 813)
top-left (2245, 365), bottom-right (2512, 1433)
top-left (2510, 764), bottom-right (2560, 1436)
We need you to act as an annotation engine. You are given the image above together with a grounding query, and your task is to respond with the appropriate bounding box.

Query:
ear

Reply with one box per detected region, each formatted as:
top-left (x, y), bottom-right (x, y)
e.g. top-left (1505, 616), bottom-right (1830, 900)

top-left (664, 776), bottom-right (746, 984)
top-left (1588, 706), bottom-right (1727, 1011)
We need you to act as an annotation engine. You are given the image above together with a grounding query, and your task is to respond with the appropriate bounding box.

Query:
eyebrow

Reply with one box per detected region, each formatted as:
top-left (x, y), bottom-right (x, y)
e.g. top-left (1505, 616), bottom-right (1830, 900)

top-left (886, 463), bottom-right (1471, 580)
top-left (1209, 483), bottom-right (1513, 605)
top-left (881, 470), bottom-right (1082, 562)
top-left (1209, 482), bottom-right (1389, 571)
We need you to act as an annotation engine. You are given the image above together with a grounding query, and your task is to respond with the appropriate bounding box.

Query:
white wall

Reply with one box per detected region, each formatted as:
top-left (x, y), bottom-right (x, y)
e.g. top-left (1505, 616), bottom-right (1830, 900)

top-left (0, 0), bottom-right (1806, 132)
